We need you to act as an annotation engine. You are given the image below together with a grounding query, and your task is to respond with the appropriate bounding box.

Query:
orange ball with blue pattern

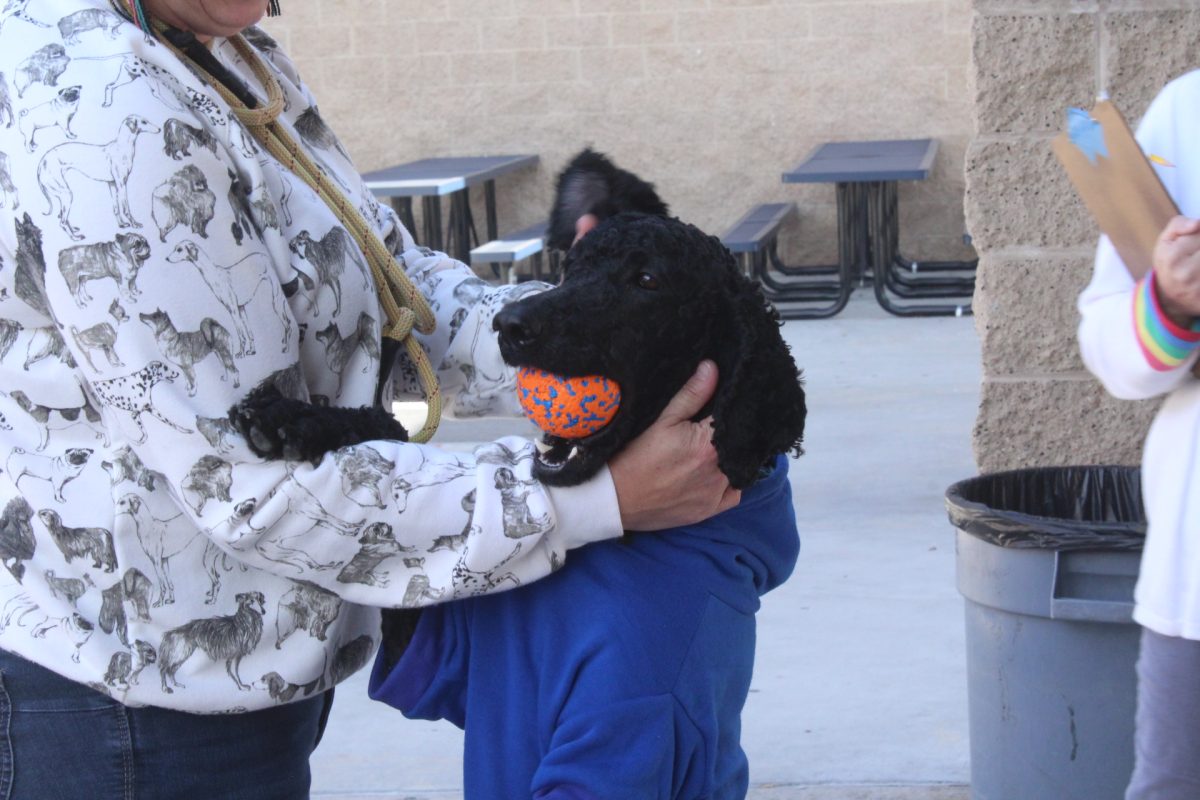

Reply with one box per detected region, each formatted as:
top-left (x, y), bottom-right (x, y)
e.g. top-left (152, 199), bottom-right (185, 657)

top-left (516, 368), bottom-right (621, 439)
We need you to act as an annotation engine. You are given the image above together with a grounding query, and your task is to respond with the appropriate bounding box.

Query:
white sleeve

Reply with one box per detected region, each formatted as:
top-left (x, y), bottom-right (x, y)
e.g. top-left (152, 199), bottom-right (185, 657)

top-left (1077, 74), bottom-right (1200, 400)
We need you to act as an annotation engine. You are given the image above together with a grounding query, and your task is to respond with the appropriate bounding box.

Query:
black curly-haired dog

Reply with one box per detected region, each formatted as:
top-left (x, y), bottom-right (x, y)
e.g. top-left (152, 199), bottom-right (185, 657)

top-left (496, 211), bottom-right (805, 488)
top-left (228, 151), bottom-right (805, 493)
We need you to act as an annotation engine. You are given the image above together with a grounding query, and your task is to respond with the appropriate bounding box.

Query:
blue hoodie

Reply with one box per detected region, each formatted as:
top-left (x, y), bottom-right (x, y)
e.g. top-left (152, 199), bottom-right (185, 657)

top-left (369, 455), bottom-right (799, 799)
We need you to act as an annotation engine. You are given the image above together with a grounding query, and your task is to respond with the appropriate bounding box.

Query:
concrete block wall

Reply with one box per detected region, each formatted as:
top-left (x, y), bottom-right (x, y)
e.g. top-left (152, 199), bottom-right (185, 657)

top-left (966, 1), bottom-right (1199, 472)
top-left (262, 0), bottom-right (976, 267)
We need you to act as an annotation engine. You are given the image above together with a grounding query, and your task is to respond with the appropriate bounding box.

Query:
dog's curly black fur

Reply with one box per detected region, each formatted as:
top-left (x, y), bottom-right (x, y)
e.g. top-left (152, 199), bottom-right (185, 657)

top-left (545, 148), bottom-right (669, 251)
top-left (496, 211), bottom-right (806, 490)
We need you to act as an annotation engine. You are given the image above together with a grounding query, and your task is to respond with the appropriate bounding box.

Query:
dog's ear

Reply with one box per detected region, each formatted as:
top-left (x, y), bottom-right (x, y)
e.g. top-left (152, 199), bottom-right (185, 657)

top-left (546, 148), bottom-right (669, 251)
top-left (710, 277), bottom-right (806, 490)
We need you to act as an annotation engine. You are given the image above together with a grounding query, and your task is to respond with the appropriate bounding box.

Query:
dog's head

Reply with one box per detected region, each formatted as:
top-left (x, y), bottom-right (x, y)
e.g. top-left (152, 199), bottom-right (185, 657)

top-left (236, 591), bottom-right (267, 616)
top-left (123, 114), bottom-right (159, 137)
top-left (176, 164), bottom-right (207, 192)
top-left (134, 640), bottom-right (157, 663)
top-left (258, 671), bottom-right (287, 698)
top-left (166, 240), bottom-right (199, 264)
top-left (358, 521), bottom-right (394, 545)
top-left (146, 360), bottom-right (179, 383)
top-left (231, 498), bottom-right (257, 521)
top-left (116, 233), bottom-right (151, 266)
top-left (288, 230), bottom-right (313, 257)
top-left (494, 212), bottom-right (806, 489)
top-left (115, 493), bottom-right (141, 516)
top-left (138, 309), bottom-right (167, 331)
top-left (545, 148), bottom-right (670, 251)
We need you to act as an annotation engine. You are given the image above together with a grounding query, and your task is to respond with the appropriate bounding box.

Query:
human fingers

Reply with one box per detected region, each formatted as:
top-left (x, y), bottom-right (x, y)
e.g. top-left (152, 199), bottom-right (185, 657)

top-left (1156, 227), bottom-right (1200, 279)
top-left (656, 360), bottom-right (718, 425)
top-left (612, 433), bottom-right (733, 531)
top-left (1160, 215), bottom-right (1200, 243)
top-left (572, 213), bottom-right (599, 245)
top-left (1153, 236), bottom-right (1200, 322)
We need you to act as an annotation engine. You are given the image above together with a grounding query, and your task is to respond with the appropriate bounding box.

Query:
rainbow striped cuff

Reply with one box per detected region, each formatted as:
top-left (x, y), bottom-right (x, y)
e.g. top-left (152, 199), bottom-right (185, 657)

top-left (1133, 273), bottom-right (1200, 371)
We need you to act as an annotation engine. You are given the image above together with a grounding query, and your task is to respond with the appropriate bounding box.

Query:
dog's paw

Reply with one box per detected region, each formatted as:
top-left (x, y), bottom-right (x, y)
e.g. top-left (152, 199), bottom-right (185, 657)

top-left (227, 391), bottom-right (293, 460)
top-left (234, 417), bottom-right (287, 460)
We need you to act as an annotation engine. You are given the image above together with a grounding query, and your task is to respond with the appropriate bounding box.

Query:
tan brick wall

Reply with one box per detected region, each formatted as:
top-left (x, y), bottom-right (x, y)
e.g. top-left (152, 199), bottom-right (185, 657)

top-left (262, 0), bottom-right (976, 266)
top-left (966, 1), bottom-right (1199, 472)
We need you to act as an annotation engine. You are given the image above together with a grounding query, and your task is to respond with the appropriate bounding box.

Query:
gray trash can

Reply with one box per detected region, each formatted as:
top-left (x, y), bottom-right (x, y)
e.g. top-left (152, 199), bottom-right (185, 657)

top-left (945, 466), bottom-right (1146, 800)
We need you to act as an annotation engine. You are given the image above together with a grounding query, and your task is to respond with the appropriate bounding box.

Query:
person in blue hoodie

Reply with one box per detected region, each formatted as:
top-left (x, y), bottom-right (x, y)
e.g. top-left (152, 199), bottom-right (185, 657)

top-left (369, 453), bottom-right (799, 799)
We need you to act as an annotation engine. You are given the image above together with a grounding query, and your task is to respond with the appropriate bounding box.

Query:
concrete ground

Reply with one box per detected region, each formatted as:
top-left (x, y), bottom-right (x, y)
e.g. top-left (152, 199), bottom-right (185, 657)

top-left (310, 291), bottom-right (980, 799)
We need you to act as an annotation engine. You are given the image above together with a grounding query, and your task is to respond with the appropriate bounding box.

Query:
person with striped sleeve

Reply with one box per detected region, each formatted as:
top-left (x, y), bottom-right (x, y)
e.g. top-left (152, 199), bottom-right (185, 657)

top-left (1077, 69), bottom-right (1200, 800)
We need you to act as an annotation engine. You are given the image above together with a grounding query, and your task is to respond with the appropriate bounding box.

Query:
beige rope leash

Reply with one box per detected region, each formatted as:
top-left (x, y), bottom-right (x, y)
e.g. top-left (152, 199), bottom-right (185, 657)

top-left (162, 32), bottom-right (442, 442)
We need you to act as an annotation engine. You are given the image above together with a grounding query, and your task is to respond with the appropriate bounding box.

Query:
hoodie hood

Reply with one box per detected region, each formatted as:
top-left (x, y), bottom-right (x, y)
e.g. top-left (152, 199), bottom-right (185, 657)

top-left (669, 454), bottom-right (800, 598)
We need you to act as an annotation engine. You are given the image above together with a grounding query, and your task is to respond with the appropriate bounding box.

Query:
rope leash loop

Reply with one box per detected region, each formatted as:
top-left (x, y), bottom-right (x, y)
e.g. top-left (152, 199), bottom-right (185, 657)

top-left (160, 31), bottom-right (442, 442)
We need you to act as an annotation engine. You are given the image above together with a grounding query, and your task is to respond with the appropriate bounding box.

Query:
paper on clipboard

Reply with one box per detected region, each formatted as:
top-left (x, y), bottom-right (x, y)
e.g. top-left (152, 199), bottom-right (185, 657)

top-left (1051, 99), bottom-right (1178, 280)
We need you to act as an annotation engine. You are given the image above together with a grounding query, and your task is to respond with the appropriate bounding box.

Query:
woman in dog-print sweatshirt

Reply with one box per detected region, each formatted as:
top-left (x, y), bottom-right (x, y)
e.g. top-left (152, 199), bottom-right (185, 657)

top-left (0, 0), bottom-right (730, 728)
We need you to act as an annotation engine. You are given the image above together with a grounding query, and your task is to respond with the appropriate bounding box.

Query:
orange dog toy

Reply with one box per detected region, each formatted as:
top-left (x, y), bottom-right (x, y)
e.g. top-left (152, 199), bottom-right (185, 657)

top-left (516, 368), bottom-right (621, 439)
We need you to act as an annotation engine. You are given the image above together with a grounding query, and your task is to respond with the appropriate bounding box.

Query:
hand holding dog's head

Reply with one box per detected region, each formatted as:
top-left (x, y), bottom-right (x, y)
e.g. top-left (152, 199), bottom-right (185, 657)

top-left (495, 213), bottom-right (805, 489)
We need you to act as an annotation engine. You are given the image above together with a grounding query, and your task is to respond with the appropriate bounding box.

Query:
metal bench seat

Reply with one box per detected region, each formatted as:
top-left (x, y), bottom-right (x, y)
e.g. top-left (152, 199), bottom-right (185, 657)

top-left (721, 203), bottom-right (797, 254)
top-left (722, 202), bottom-right (856, 319)
top-left (469, 221), bottom-right (555, 283)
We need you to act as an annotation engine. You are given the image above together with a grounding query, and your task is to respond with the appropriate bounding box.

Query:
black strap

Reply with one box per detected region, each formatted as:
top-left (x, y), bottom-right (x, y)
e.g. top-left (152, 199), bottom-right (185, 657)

top-left (159, 26), bottom-right (261, 110)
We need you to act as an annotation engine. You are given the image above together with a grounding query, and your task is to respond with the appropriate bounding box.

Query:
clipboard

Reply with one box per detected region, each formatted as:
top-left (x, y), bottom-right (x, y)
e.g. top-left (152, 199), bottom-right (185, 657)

top-left (1051, 99), bottom-right (1178, 280)
top-left (1052, 100), bottom-right (1200, 376)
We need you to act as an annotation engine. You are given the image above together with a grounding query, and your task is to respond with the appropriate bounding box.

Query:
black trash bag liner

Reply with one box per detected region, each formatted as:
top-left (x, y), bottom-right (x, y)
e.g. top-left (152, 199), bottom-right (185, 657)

top-left (945, 465), bottom-right (1146, 551)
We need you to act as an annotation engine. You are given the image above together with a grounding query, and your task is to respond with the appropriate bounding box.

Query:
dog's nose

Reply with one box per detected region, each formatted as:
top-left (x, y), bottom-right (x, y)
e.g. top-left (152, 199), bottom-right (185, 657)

top-left (493, 305), bottom-right (542, 349)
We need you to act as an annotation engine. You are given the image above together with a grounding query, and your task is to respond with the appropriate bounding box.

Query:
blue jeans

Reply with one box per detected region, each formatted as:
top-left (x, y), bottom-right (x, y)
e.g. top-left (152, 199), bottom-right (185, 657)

top-left (0, 649), bottom-right (333, 799)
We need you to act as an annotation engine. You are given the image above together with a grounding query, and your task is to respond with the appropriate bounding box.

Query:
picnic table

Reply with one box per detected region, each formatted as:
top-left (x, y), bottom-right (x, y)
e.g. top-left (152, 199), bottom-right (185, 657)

top-left (362, 155), bottom-right (539, 262)
top-left (780, 139), bottom-right (975, 317)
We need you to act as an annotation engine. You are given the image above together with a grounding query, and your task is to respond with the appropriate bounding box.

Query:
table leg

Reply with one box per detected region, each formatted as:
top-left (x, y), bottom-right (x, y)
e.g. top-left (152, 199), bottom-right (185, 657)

top-left (484, 180), bottom-right (498, 243)
top-left (448, 190), bottom-right (472, 261)
top-left (390, 197), bottom-right (417, 240)
top-left (757, 183), bottom-right (855, 319)
top-left (873, 182), bottom-right (974, 296)
top-left (879, 182), bottom-right (978, 275)
top-left (421, 196), bottom-right (443, 253)
top-left (765, 183), bottom-right (870, 285)
top-left (867, 182), bottom-right (972, 317)
top-left (874, 183), bottom-right (975, 295)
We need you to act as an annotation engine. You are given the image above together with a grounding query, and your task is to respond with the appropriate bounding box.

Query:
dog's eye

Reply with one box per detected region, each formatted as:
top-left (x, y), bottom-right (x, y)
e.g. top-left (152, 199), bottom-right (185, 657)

top-left (635, 272), bottom-right (660, 291)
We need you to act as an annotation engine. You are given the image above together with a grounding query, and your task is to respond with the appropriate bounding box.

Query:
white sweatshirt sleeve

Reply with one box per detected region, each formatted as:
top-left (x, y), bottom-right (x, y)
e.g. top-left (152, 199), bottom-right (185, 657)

top-left (1077, 72), bottom-right (1200, 400)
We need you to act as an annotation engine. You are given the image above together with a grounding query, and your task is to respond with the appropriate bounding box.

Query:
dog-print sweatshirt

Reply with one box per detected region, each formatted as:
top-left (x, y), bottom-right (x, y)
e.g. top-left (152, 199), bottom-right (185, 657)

top-left (370, 456), bottom-right (800, 800)
top-left (0, 0), bottom-right (621, 713)
top-left (1079, 69), bottom-right (1200, 642)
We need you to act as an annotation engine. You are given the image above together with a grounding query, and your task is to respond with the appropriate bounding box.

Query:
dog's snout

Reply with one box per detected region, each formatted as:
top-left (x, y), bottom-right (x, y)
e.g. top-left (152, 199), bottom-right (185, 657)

top-left (493, 305), bottom-right (541, 349)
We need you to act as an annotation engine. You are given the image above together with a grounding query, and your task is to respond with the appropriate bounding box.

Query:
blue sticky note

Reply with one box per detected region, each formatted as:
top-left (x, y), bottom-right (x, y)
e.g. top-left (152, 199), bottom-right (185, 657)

top-left (1067, 107), bottom-right (1108, 164)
